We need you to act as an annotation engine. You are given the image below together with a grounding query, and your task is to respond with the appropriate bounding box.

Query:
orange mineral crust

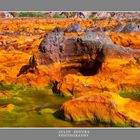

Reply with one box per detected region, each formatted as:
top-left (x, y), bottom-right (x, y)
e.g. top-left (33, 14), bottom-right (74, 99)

top-left (0, 17), bottom-right (140, 127)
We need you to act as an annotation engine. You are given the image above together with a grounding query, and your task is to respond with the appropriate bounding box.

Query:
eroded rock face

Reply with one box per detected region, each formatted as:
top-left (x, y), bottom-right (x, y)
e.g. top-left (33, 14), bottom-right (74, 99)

top-left (37, 31), bottom-right (139, 77)
top-left (38, 32), bottom-right (65, 63)
top-left (35, 30), bottom-right (140, 97)
top-left (57, 92), bottom-right (140, 126)
top-left (38, 31), bottom-right (137, 62)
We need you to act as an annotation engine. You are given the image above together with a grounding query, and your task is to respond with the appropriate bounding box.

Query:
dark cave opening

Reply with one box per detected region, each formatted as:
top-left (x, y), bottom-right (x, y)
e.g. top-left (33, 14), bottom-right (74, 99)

top-left (61, 49), bottom-right (105, 76)
top-left (79, 60), bottom-right (103, 76)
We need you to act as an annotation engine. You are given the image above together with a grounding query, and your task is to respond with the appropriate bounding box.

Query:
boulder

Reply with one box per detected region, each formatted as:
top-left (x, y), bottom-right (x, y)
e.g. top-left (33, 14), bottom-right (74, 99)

top-left (37, 31), bottom-right (140, 77)
top-left (120, 23), bottom-right (140, 33)
top-left (38, 31), bottom-right (138, 63)
top-left (64, 23), bottom-right (82, 32)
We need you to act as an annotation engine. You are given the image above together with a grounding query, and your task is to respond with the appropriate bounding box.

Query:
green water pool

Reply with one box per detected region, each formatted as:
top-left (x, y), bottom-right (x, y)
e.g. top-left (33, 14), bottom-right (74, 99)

top-left (1, 83), bottom-right (139, 127)
top-left (0, 84), bottom-right (97, 127)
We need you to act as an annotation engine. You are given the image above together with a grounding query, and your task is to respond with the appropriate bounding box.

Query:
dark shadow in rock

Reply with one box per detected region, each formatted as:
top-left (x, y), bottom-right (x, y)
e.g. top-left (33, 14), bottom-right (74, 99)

top-left (79, 49), bottom-right (105, 76)
top-left (134, 56), bottom-right (140, 65)
top-left (79, 60), bottom-right (101, 76)
top-left (28, 69), bottom-right (35, 73)
top-left (51, 81), bottom-right (60, 94)
top-left (52, 27), bottom-right (63, 32)
top-left (61, 48), bottom-right (105, 76)
top-left (16, 65), bottom-right (30, 77)
top-left (53, 109), bottom-right (66, 121)
top-left (38, 38), bottom-right (47, 53)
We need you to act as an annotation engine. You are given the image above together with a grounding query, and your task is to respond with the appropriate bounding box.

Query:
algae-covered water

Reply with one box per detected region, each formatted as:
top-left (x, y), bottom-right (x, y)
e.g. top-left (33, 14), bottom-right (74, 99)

top-left (0, 83), bottom-right (97, 127)
top-left (1, 83), bottom-right (139, 127)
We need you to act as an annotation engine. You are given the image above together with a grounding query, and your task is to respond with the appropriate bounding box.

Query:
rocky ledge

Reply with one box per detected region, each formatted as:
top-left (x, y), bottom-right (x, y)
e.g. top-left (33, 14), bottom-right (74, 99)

top-left (56, 92), bottom-right (140, 127)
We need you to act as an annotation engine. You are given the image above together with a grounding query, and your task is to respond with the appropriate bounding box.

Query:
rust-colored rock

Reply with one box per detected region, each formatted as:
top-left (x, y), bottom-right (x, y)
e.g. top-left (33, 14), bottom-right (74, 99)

top-left (59, 58), bottom-right (140, 96)
top-left (0, 104), bottom-right (14, 112)
top-left (0, 17), bottom-right (140, 127)
top-left (58, 92), bottom-right (140, 126)
top-left (109, 32), bottom-right (140, 49)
